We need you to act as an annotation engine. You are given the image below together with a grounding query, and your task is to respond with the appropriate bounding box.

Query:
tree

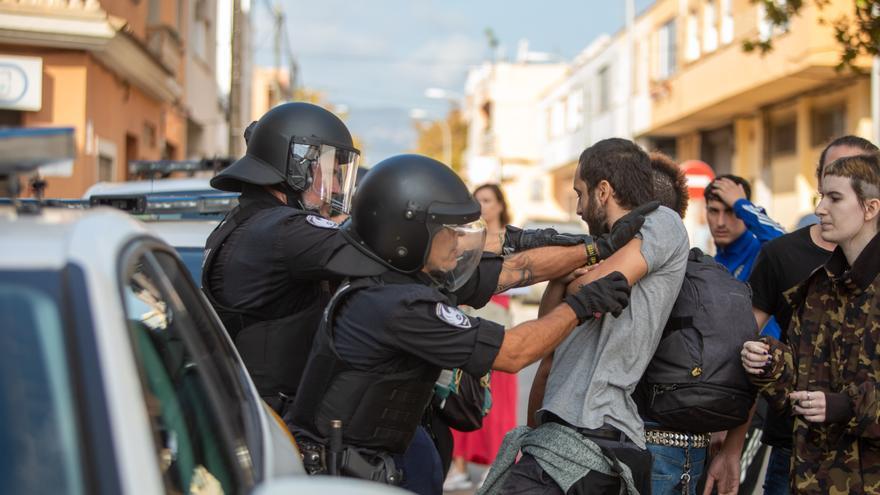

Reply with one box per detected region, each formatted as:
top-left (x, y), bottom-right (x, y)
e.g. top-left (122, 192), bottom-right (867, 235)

top-left (412, 108), bottom-right (468, 174)
top-left (743, 0), bottom-right (880, 71)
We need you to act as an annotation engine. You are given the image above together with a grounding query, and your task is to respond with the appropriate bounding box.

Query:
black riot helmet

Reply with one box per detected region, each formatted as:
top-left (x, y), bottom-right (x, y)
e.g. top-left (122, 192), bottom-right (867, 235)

top-left (212, 102), bottom-right (360, 214)
top-left (344, 154), bottom-right (486, 291)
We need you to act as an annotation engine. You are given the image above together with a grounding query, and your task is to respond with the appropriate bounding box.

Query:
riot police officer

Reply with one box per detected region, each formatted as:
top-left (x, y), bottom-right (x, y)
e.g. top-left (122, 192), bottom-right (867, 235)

top-left (290, 154), bottom-right (634, 492)
top-left (202, 102), bottom-right (385, 415)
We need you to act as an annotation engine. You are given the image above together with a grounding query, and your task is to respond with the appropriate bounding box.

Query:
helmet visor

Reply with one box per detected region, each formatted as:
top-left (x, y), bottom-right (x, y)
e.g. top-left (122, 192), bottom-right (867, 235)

top-left (291, 141), bottom-right (359, 214)
top-left (425, 219), bottom-right (487, 292)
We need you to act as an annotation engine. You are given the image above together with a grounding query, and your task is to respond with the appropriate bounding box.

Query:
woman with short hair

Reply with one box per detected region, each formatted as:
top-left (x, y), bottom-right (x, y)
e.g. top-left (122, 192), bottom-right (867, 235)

top-left (741, 153), bottom-right (880, 494)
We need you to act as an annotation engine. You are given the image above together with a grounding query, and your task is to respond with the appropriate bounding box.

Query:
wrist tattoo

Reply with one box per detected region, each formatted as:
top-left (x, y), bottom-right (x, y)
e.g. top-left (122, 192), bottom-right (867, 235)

top-left (496, 253), bottom-right (535, 292)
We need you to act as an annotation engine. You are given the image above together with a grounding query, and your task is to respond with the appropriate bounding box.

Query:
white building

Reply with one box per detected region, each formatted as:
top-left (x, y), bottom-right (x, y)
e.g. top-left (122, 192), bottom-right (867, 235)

top-left (462, 47), bottom-right (567, 226)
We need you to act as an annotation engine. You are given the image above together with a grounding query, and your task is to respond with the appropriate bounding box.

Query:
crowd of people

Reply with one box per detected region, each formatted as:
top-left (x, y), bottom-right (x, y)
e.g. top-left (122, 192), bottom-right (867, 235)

top-left (201, 101), bottom-right (880, 495)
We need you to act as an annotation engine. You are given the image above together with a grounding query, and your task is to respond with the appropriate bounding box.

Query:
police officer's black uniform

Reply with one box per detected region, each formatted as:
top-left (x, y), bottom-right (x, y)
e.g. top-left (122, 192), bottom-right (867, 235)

top-left (202, 102), bottom-right (385, 413)
top-left (202, 184), bottom-right (388, 409)
top-left (290, 155), bottom-right (507, 493)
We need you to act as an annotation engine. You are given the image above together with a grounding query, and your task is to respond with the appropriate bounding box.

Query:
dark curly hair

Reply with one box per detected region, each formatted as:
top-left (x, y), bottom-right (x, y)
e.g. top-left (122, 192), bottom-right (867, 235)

top-left (649, 151), bottom-right (689, 218)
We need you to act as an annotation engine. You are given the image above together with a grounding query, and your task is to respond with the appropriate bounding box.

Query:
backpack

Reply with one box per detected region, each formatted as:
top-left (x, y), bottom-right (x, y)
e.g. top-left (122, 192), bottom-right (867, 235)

top-left (638, 248), bottom-right (758, 433)
top-left (433, 368), bottom-right (492, 432)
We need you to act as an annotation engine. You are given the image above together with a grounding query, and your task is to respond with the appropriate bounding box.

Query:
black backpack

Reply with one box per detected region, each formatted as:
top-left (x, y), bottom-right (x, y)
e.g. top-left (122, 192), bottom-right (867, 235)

top-left (638, 248), bottom-right (758, 433)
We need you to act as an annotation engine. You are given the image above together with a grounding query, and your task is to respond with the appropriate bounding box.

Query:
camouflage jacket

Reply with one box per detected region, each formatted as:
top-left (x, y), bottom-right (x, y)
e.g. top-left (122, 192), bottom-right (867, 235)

top-left (751, 233), bottom-right (880, 494)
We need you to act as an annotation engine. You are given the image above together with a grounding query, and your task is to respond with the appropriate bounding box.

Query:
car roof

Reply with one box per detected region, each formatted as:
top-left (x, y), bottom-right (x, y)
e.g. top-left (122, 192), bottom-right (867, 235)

top-left (83, 177), bottom-right (218, 198)
top-left (0, 205), bottom-right (153, 270)
top-left (144, 219), bottom-right (219, 248)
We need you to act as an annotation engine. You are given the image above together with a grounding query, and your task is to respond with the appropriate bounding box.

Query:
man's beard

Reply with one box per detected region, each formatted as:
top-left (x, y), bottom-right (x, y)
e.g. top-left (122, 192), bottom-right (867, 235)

top-left (584, 192), bottom-right (609, 236)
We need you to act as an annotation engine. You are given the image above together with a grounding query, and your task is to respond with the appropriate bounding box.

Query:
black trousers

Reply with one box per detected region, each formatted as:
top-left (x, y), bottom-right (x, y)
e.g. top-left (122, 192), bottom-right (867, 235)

top-left (499, 436), bottom-right (653, 495)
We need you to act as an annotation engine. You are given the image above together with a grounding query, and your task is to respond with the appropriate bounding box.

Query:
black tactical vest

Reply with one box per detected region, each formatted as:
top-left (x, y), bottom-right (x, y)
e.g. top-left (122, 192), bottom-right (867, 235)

top-left (292, 278), bottom-right (439, 454)
top-left (202, 204), bottom-right (329, 400)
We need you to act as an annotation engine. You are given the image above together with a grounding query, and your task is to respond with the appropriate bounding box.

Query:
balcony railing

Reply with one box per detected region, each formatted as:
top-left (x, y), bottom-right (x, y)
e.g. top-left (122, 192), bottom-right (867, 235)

top-left (146, 24), bottom-right (182, 76)
top-left (0, 0), bottom-right (101, 11)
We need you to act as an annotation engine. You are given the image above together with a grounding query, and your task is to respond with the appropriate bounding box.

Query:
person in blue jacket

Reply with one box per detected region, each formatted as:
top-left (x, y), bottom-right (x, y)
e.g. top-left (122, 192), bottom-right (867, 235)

top-left (704, 174), bottom-right (785, 338)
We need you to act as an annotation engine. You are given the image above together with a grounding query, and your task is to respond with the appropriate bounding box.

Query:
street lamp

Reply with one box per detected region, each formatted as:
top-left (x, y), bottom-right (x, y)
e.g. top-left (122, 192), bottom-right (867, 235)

top-left (410, 108), bottom-right (452, 166)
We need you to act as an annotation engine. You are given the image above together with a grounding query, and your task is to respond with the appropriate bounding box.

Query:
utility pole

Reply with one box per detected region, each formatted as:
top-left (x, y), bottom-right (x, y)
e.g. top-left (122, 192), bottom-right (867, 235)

top-left (873, 56), bottom-right (880, 145)
top-left (273, 2), bottom-right (284, 104)
top-left (228, 0), bottom-right (243, 157)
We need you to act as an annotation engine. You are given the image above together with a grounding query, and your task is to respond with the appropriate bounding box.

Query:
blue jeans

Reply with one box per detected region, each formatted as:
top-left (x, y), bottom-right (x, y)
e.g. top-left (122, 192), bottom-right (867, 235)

top-left (397, 426), bottom-right (443, 495)
top-left (647, 442), bottom-right (707, 495)
top-left (762, 446), bottom-right (791, 495)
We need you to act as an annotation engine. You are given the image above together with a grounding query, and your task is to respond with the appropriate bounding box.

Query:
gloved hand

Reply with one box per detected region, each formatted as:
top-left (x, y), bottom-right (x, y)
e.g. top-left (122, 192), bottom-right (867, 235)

top-left (502, 225), bottom-right (586, 255)
top-left (564, 271), bottom-right (630, 324)
top-left (593, 201), bottom-right (660, 262)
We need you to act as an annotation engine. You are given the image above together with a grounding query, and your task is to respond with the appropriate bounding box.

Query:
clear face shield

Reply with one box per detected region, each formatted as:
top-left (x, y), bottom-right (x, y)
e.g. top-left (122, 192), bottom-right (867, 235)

top-left (290, 139), bottom-right (359, 215)
top-left (424, 219), bottom-right (487, 292)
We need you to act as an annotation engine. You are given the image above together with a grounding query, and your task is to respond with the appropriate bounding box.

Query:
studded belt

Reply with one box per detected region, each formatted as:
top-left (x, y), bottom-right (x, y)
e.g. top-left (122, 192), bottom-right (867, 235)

top-left (645, 429), bottom-right (710, 449)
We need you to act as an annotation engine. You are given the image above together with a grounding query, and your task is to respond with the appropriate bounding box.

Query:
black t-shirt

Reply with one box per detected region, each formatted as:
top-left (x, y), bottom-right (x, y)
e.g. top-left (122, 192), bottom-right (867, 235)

top-left (747, 225), bottom-right (833, 448)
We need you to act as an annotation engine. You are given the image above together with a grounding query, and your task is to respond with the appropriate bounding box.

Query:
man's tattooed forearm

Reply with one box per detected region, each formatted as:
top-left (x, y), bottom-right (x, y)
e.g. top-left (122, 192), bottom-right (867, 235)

top-left (497, 253), bottom-right (535, 292)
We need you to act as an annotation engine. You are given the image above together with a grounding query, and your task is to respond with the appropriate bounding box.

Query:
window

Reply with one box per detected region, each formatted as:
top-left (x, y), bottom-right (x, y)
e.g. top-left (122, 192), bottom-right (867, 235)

top-left (98, 155), bottom-right (114, 182)
top-left (566, 91), bottom-right (583, 132)
top-left (96, 137), bottom-right (117, 182)
top-left (597, 65), bottom-right (611, 113)
top-left (657, 19), bottom-right (677, 79)
top-left (550, 99), bottom-right (565, 138)
top-left (703, 0), bottom-right (718, 53)
top-left (144, 122), bottom-right (157, 149)
top-left (530, 179), bottom-right (544, 202)
top-left (720, 0), bottom-right (734, 44)
top-left (811, 104), bottom-right (847, 147)
top-left (0, 273), bottom-right (85, 495)
top-left (192, 20), bottom-right (209, 62)
top-left (122, 248), bottom-right (257, 493)
top-left (770, 118), bottom-right (797, 156)
top-left (686, 12), bottom-right (700, 61)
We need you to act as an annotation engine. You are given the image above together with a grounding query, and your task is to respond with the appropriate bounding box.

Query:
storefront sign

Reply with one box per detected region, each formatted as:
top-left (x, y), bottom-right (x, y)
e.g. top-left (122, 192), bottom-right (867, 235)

top-left (0, 55), bottom-right (42, 111)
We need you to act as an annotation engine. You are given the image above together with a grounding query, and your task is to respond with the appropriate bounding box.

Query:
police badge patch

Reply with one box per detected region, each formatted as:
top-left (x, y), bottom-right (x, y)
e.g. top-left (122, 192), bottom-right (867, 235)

top-left (305, 215), bottom-right (338, 229)
top-left (435, 303), bottom-right (472, 329)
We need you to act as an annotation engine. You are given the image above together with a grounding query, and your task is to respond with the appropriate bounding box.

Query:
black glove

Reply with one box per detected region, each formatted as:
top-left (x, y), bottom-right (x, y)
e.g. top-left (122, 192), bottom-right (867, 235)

top-left (502, 225), bottom-right (593, 255)
top-left (564, 271), bottom-right (631, 324)
top-left (593, 201), bottom-right (660, 261)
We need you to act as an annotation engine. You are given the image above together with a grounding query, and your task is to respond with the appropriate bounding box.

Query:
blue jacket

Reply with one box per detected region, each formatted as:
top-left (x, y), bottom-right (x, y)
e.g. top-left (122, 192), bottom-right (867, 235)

top-left (714, 198), bottom-right (785, 337)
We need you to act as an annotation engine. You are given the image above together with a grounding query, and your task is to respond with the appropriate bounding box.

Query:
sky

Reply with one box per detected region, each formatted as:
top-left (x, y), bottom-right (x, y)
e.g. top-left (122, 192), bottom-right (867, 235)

top-left (251, 0), bottom-right (655, 164)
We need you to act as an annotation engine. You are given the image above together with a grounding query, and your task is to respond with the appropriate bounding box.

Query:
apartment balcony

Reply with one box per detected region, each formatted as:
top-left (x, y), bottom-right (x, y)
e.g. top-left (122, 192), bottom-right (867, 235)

top-left (0, 0), bottom-right (100, 11)
top-left (0, 1), bottom-right (181, 103)
top-left (146, 24), bottom-right (182, 76)
top-left (644, 4), bottom-right (866, 136)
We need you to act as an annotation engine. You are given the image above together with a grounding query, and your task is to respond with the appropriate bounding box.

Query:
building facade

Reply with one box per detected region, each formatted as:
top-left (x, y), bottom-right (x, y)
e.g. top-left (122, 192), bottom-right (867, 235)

top-left (0, 0), bottom-right (251, 198)
top-left (184, 0), bottom-right (228, 161)
top-left (462, 56), bottom-right (567, 226)
top-left (637, 0), bottom-right (871, 229)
